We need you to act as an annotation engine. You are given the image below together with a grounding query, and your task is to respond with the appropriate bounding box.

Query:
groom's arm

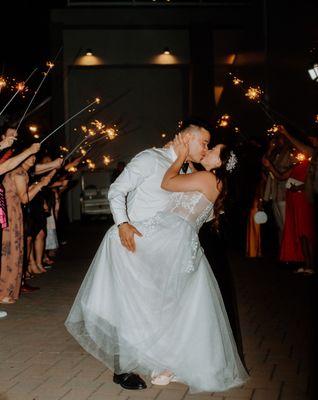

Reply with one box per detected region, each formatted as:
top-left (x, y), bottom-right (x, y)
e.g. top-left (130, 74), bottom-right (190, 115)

top-left (108, 150), bottom-right (157, 225)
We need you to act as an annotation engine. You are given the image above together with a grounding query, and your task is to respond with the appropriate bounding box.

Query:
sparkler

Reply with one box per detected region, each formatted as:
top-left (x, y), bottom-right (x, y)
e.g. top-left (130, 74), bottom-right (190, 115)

top-left (228, 72), bottom-right (305, 134)
top-left (80, 119), bottom-right (118, 141)
top-left (245, 86), bottom-right (263, 102)
top-left (15, 47), bottom-right (62, 131)
top-left (0, 68), bottom-right (38, 116)
top-left (40, 98), bottom-right (101, 144)
top-left (16, 63), bottom-right (55, 131)
top-left (64, 137), bottom-right (88, 162)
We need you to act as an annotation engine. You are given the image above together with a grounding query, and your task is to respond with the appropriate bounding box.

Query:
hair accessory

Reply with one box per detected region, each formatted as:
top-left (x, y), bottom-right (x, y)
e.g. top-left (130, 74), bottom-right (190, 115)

top-left (225, 151), bottom-right (238, 172)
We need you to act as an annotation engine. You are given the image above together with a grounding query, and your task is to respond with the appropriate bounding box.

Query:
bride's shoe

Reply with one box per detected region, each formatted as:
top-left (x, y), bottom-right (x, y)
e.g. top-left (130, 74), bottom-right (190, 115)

top-left (151, 371), bottom-right (176, 386)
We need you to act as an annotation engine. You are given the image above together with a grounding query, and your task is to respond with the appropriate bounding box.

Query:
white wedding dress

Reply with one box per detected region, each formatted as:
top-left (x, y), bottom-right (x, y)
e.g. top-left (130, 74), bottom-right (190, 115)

top-left (65, 191), bottom-right (248, 393)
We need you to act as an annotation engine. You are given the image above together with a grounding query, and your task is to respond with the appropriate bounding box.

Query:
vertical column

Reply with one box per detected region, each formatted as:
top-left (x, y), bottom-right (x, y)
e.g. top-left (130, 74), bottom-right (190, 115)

top-left (189, 23), bottom-right (215, 123)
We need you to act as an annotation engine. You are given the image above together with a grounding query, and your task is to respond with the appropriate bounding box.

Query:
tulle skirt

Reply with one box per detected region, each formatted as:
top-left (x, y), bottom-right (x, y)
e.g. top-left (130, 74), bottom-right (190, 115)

top-left (65, 212), bottom-right (248, 393)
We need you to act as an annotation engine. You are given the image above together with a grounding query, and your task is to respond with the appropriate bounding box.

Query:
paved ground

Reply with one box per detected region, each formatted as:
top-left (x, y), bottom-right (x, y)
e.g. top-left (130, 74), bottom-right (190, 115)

top-left (0, 222), bottom-right (316, 400)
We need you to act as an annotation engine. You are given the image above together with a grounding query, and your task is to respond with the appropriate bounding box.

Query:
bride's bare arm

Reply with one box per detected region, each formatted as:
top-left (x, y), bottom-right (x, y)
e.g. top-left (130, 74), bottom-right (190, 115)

top-left (161, 134), bottom-right (215, 196)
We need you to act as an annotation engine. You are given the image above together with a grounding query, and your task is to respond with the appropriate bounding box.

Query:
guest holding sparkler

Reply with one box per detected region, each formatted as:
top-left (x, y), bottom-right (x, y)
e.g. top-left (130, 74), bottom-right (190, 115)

top-left (25, 156), bottom-right (63, 275)
top-left (262, 135), bottom-right (293, 244)
top-left (263, 125), bottom-right (316, 275)
top-left (0, 145), bottom-right (53, 303)
top-left (0, 140), bottom-right (41, 312)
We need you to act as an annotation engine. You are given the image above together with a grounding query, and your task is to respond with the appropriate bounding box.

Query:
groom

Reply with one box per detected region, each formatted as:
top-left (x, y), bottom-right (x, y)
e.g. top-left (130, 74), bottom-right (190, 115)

top-left (108, 118), bottom-right (210, 389)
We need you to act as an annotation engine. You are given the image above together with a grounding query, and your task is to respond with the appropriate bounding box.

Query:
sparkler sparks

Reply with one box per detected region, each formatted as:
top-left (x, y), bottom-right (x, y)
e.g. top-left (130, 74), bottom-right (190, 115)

top-left (103, 155), bottom-right (111, 166)
top-left (267, 124), bottom-right (279, 136)
top-left (105, 127), bottom-right (118, 140)
top-left (295, 153), bottom-right (306, 162)
top-left (68, 166), bottom-right (77, 173)
top-left (233, 77), bottom-right (243, 86)
top-left (80, 120), bottom-right (118, 140)
top-left (245, 86), bottom-right (263, 102)
top-left (91, 119), bottom-right (105, 131)
top-left (60, 146), bottom-right (69, 153)
top-left (0, 76), bottom-right (7, 90)
top-left (28, 125), bottom-right (38, 133)
top-left (217, 114), bottom-right (231, 128)
top-left (86, 159), bottom-right (96, 170)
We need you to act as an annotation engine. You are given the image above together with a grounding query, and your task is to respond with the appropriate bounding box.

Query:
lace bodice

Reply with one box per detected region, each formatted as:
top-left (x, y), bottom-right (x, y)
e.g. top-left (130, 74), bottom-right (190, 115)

top-left (165, 191), bottom-right (214, 231)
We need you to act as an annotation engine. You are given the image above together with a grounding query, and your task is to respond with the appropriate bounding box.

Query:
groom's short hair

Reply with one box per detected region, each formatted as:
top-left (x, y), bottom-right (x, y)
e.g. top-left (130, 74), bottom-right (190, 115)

top-left (179, 117), bottom-right (213, 135)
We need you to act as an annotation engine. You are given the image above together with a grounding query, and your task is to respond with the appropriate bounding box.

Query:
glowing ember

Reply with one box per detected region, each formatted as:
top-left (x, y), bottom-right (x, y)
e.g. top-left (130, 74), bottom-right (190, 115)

top-left (80, 148), bottom-right (87, 156)
top-left (91, 119), bottom-right (106, 132)
top-left (60, 146), bottom-right (69, 153)
top-left (87, 161), bottom-right (96, 170)
top-left (0, 77), bottom-right (7, 89)
top-left (245, 86), bottom-right (263, 102)
top-left (16, 82), bottom-right (25, 91)
top-left (46, 61), bottom-right (55, 68)
top-left (95, 97), bottom-right (101, 104)
top-left (267, 124), bottom-right (279, 136)
top-left (217, 114), bottom-right (230, 128)
top-left (295, 153), bottom-right (306, 162)
top-left (68, 166), bottom-right (77, 173)
top-left (103, 155), bottom-right (111, 166)
top-left (106, 127), bottom-right (117, 140)
top-left (28, 125), bottom-right (38, 133)
top-left (233, 77), bottom-right (243, 86)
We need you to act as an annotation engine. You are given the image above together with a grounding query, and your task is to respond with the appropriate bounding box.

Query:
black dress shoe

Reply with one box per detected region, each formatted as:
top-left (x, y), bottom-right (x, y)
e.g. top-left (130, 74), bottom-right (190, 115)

top-left (113, 373), bottom-right (147, 390)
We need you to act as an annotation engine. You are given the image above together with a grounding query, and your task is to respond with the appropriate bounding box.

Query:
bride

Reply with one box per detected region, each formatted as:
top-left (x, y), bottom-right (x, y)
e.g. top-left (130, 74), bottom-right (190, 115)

top-left (65, 133), bottom-right (248, 393)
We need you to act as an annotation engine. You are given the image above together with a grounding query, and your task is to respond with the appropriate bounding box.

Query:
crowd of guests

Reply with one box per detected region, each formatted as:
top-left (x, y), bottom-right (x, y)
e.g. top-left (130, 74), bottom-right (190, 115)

top-left (0, 124), bottom-right (79, 318)
top-left (0, 117), bottom-right (316, 321)
top-left (246, 124), bottom-right (317, 275)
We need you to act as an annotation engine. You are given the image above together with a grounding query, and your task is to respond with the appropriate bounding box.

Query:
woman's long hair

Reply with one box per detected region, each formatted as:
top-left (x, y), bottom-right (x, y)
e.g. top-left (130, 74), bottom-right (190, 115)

top-left (212, 145), bottom-right (236, 231)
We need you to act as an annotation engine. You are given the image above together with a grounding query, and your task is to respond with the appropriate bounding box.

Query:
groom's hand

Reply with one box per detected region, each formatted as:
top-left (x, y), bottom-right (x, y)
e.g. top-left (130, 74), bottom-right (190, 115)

top-left (118, 223), bottom-right (143, 252)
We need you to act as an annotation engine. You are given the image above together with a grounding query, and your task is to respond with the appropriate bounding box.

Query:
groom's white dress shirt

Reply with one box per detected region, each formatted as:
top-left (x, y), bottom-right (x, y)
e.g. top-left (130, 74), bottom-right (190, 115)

top-left (108, 147), bottom-right (178, 225)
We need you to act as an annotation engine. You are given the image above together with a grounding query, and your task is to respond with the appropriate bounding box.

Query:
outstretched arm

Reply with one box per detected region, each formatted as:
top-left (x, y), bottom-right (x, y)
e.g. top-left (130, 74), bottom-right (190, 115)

top-left (34, 158), bottom-right (63, 174)
top-left (262, 155), bottom-right (291, 181)
top-left (0, 143), bottom-right (40, 175)
top-left (278, 125), bottom-right (314, 158)
top-left (161, 134), bottom-right (217, 199)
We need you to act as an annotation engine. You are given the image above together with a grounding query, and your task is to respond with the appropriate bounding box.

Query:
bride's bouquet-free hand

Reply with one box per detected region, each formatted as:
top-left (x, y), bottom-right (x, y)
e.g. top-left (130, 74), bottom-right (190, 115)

top-left (173, 133), bottom-right (189, 160)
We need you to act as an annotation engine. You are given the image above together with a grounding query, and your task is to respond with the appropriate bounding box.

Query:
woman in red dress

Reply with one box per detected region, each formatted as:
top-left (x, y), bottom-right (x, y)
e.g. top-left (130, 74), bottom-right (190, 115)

top-left (264, 126), bottom-right (316, 275)
top-left (280, 158), bottom-right (315, 272)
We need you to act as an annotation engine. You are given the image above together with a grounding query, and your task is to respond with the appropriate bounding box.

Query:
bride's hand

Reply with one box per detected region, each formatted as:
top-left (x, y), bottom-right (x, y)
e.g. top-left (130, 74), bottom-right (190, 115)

top-left (173, 133), bottom-right (189, 160)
